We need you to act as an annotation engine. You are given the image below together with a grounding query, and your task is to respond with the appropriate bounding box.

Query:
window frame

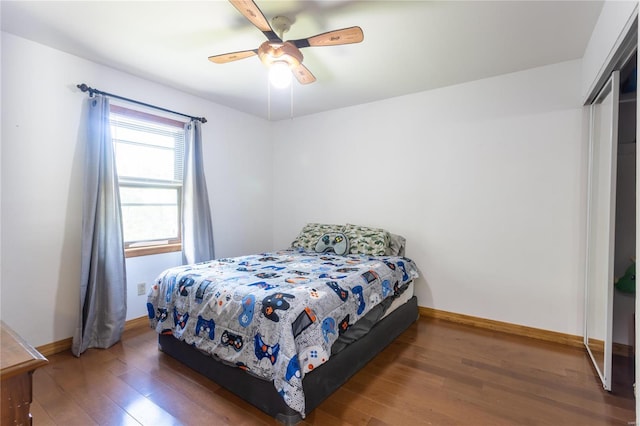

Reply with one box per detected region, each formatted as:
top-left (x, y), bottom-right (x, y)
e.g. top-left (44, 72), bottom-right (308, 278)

top-left (109, 104), bottom-right (186, 258)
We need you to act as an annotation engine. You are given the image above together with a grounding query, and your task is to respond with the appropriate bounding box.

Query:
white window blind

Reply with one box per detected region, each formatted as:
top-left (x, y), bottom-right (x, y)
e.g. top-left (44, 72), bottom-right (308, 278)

top-left (110, 109), bottom-right (185, 247)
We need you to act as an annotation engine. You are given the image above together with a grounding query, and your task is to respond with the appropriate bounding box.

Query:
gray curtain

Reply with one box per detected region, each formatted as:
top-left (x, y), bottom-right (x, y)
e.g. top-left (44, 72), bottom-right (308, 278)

top-left (182, 120), bottom-right (215, 264)
top-left (72, 95), bottom-right (127, 357)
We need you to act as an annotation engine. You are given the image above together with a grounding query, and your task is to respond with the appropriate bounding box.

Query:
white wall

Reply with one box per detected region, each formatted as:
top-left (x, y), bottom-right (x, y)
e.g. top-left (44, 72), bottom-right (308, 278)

top-left (125, 252), bottom-right (182, 320)
top-left (272, 60), bottom-right (587, 336)
top-left (0, 30), bottom-right (3, 322)
top-left (2, 10), bottom-right (626, 346)
top-left (0, 32), bottom-right (273, 346)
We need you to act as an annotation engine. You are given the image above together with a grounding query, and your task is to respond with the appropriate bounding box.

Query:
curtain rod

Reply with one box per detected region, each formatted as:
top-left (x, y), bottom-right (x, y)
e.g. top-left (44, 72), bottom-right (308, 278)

top-left (77, 83), bottom-right (207, 123)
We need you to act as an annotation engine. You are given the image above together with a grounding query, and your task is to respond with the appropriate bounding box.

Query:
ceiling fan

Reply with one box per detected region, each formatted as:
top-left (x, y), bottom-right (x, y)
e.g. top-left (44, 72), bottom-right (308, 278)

top-left (208, 0), bottom-right (364, 86)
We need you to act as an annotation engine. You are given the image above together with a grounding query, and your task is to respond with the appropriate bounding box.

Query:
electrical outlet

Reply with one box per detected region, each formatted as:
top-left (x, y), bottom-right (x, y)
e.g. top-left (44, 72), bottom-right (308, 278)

top-left (137, 282), bottom-right (146, 296)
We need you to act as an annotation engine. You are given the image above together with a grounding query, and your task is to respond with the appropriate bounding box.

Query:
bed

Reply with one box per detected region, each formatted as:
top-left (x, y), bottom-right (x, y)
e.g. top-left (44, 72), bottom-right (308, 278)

top-left (146, 223), bottom-right (420, 424)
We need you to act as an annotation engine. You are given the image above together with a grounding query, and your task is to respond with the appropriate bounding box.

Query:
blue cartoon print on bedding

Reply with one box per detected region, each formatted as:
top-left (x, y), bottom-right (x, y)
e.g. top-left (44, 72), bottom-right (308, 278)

top-left (147, 249), bottom-right (419, 417)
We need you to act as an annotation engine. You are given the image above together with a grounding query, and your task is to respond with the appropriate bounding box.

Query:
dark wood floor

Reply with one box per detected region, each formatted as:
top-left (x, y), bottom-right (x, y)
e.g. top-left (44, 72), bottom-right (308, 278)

top-left (32, 317), bottom-right (635, 425)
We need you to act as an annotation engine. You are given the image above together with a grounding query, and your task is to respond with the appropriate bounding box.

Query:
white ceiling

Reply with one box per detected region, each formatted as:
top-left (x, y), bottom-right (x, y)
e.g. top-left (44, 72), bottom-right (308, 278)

top-left (1, 1), bottom-right (603, 121)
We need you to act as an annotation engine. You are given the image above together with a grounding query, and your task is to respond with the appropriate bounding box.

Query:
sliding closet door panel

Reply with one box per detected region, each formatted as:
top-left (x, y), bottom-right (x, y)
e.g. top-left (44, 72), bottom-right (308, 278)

top-left (584, 71), bottom-right (619, 391)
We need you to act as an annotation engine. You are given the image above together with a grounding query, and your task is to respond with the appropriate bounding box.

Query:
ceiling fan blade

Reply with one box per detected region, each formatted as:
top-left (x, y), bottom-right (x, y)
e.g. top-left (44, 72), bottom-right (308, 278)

top-left (229, 0), bottom-right (281, 41)
top-left (208, 49), bottom-right (257, 64)
top-left (290, 26), bottom-right (364, 49)
top-left (292, 64), bottom-right (316, 85)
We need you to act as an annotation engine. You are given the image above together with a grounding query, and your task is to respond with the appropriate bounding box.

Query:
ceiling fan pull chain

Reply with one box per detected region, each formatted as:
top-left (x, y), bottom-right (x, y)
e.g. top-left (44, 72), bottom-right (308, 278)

top-left (290, 82), bottom-right (294, 120)
top-left (267, 78), bottom-right (271, 121)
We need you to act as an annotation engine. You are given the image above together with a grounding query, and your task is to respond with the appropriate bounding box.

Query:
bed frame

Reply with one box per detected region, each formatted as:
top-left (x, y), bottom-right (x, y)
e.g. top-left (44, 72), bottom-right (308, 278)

top-left (158, 296), bottom-right (418, 424)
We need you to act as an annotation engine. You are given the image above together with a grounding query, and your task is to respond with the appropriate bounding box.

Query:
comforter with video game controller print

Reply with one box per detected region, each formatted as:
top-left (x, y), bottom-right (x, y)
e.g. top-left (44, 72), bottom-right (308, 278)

top-left (146, 248), bottom-right (419, 417)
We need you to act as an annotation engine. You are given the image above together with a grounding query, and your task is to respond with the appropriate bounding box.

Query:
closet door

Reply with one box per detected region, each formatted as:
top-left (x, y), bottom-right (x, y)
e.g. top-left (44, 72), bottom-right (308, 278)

top-left (584, 70), bottom-right (620, 391)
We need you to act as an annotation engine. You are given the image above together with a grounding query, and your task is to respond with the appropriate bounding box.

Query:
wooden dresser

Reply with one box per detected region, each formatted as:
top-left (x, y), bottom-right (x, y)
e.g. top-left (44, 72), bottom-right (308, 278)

top-left (1, 321), bottom-right (48, 426)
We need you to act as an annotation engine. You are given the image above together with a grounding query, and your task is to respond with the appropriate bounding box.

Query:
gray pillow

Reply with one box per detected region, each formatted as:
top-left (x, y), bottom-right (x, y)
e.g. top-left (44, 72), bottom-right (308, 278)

top-left (386, 233), bottom-right (406, 256)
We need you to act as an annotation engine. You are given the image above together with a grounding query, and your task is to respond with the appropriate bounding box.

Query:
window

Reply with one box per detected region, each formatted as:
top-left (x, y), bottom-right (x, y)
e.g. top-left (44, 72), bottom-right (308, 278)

top-left (109, 105), bottom-right (185, 256)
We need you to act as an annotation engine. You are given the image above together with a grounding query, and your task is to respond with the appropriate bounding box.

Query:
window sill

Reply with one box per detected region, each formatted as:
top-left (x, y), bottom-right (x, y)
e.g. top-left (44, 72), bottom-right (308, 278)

top-left (125, 243), bottom-right (182, 258)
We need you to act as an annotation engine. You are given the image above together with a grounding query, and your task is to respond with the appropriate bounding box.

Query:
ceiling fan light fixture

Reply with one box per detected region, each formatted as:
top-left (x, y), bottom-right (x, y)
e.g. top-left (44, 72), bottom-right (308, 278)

top-left (269, 61), bottom-right (292, 89)
top-left (209, 1), bottom-right (363, 86)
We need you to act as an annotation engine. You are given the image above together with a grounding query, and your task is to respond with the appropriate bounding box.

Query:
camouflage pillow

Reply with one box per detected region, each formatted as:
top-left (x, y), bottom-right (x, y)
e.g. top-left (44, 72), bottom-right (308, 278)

top-left (343, 224), bottom-right (390, 256)
top-left (291, 223), bottom-right (345, 251)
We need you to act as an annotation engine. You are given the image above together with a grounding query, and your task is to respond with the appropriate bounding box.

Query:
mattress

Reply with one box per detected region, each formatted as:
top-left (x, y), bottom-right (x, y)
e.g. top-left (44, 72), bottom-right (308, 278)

top-left (383, 280), bottom-right (414, 319)
top-left (329, 280), bottom-right (415, 355)
top-left (147, 249), bottom-right (419, 417)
